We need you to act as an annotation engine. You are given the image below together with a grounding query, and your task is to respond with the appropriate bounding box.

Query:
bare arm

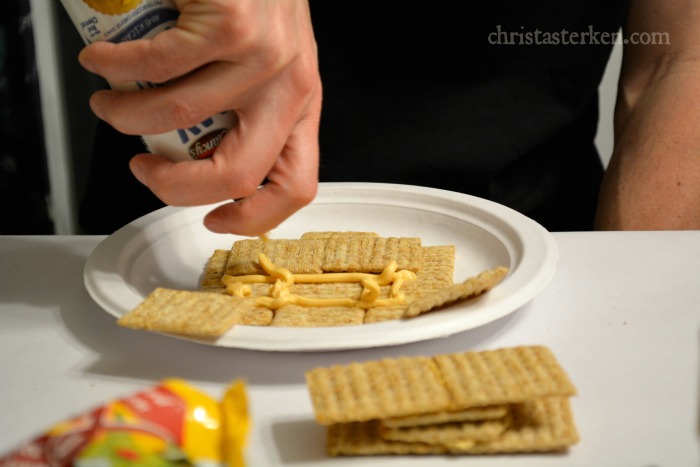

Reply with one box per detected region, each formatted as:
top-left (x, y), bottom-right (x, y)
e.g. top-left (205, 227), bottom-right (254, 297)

top-left (595, 0), bottom-right (700, 230)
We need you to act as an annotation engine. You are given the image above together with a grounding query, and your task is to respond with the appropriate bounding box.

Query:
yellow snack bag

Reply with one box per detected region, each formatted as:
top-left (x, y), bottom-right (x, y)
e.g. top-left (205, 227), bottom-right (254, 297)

top-left (0, 379), bottom-right (249, 466)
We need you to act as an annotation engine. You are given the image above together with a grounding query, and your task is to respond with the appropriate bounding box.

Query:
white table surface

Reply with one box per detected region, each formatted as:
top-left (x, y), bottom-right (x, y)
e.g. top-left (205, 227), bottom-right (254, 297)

top-left (1, 232), bottom-right (698, 466)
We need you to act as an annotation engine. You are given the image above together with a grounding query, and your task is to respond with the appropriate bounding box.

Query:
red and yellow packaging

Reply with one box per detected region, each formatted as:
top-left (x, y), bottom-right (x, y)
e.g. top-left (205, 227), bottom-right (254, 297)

top-left (0, 379), bottom-right (248, 467)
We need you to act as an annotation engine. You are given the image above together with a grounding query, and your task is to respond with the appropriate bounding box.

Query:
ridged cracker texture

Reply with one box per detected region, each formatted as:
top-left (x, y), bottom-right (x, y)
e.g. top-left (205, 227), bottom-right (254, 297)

top-left (306, 346), bottom-right (575, 426)
top-left (117, 288), bottom-right (257, 336)
top-left (326, 397), bottom-right (578, 456)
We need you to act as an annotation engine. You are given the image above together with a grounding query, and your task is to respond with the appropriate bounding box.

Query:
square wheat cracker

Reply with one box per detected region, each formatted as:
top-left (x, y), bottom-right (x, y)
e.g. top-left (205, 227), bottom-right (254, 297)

top-left (433, 346), bottom-right (577, 408)
top-left (200, 249), bottom-right (231, 292)
top-left (306, 356), bottom-right (451, 425)
top-left (226, 238), bottom-right (327, 275)
top-left (447, 398), bottom-right (579, 454)
top-left (300, 231), bottom-right (379, 239)
top-left (306, 346), bottom-right (576, 425)
top-left (402, 266), bottom-right (508, 318)
top-left (328, 420), bottom-right (447, 456)
top-left (365, 245), bottom-right (455, 323)
top-left (271, 305), bottom-right (365, 327)
top-left (326, 397), bottom-right (577, 456)
top-left (381, 405), bottom-right (509, 428)
top-left (322, 236), bottom-right (423, 273)
top-left (379, 415), bottom-right (510, 445)
top-left (117, 288), bottom-right (258, 336)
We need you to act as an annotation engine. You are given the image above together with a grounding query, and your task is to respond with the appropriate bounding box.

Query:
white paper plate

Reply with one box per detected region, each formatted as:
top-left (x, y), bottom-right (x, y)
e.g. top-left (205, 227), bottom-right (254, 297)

top-left (84, 182), bottom-right (558, 351)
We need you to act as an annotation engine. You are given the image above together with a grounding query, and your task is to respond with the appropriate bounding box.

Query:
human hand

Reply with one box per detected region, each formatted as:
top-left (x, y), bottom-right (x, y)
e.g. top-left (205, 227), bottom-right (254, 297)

top-left (77, 0), bottom-right (322, 236)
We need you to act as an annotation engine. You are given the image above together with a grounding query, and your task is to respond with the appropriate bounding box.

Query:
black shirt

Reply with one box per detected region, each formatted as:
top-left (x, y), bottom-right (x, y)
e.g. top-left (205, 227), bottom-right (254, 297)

top-left (80, 0), bottom-right (630, 233)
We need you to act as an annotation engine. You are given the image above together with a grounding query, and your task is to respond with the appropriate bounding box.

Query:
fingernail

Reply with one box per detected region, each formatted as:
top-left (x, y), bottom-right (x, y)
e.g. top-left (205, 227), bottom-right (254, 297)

top-left (78, 51), bottom-right (95, 73)
top-left (204, 217), bottom-right (226, 234)
top-left (129, 159), bottom-right (146, 185)
top-left (89, 96), bottom-right (103, 120)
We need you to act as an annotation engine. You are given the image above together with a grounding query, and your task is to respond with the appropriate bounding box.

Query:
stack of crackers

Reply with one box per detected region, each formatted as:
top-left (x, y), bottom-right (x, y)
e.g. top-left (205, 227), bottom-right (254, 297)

top-left (305, 345), bottom-right (579, 455)
top-left (117, 232), bottom-right (508, 336)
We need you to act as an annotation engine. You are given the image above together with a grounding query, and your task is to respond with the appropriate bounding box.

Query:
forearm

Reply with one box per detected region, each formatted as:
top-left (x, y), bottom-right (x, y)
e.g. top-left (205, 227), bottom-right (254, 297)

top-left (595, 0), bottom-right (700, 230)
top-left (596, 58), bottom-right (700, 230)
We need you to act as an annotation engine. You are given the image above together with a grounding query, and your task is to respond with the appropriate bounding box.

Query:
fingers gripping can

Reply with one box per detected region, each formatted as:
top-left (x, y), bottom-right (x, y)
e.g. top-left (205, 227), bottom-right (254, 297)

top-left (59, 0), bottom-right (236, 161)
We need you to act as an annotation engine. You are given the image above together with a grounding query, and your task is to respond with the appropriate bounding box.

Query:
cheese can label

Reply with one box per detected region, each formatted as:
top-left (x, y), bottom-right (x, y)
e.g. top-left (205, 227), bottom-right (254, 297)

top-left (60, 0), bottom-right (236, 161)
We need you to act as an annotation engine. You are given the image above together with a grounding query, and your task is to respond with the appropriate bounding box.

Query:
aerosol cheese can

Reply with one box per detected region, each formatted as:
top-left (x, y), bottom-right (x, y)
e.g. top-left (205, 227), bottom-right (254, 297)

top-left (59, 0), bottom-right (235, 161)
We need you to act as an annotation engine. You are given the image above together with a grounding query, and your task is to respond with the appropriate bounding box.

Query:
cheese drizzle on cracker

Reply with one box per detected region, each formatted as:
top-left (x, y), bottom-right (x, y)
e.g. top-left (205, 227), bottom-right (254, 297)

top-left (222, 253), bottom-right (417, 310)
top-left (117, 231), bottom-right (509, 335)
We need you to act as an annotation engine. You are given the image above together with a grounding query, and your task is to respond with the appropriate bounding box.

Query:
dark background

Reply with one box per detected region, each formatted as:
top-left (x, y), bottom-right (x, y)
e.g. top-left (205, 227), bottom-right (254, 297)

top-left (0, 0), bottom-right (101, 234)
